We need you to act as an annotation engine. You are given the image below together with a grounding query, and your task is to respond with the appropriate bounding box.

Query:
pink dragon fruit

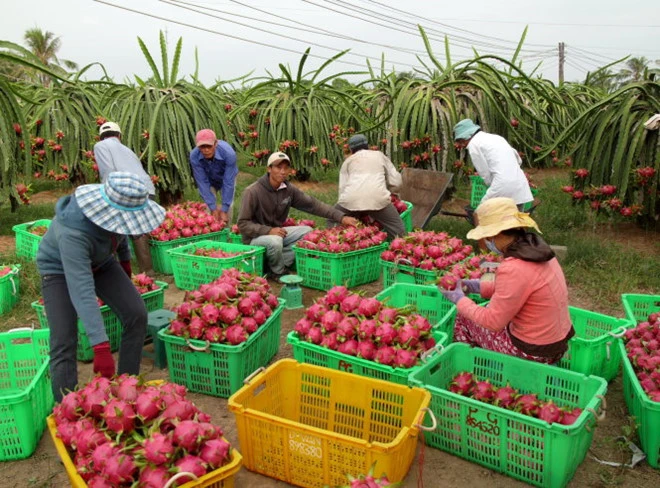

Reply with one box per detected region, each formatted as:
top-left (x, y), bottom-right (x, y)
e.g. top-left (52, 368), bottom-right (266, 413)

top-left (449, 372), bottom-right (474, 396)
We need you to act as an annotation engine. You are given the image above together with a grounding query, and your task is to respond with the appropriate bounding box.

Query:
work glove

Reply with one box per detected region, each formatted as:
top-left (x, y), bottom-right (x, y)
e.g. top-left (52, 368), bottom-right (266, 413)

top-left (120, 260), bottom-right (132, 277)
top-left (440, 280), bottom-right (466, 304)
top-left (92, 341), bottom-right (115, 378)
top-left (461, 279), bottom-right (481, 294)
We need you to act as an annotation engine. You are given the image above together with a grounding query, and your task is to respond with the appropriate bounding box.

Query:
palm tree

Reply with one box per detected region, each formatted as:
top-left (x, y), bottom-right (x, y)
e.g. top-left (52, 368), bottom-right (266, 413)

top-left (23, 27), bottom-right (78, 85)
top-left (615, 56), bottom-right (652, 85)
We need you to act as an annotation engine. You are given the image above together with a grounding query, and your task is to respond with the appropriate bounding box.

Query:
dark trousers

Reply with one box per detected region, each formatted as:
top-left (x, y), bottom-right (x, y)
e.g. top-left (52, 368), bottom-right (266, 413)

top-left (42, 261), bottom-right (147, 402)
top-left (330, 203), bottom-right (406, 239)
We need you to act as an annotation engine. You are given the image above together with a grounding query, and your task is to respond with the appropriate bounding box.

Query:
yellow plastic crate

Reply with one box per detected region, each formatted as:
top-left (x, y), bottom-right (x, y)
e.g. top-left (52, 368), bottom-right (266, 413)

top-left (47, 415), bottom-right (242, 487)
top-left (228, 359), bottom-right (433, 488)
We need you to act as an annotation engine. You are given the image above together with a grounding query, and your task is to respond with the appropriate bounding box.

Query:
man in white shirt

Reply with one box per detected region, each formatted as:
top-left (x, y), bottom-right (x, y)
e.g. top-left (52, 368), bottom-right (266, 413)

top-left (454, 119), bottom-right (533, 210)
top-left (333, 134), bottom-right (405, 238)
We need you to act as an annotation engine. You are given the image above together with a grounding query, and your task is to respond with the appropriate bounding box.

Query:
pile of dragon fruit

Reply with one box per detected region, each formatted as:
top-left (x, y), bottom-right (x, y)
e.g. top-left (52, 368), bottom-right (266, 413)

top-left (294, 286), bottom-right (436, 369)
top-left (229, 218), bottom-right (316, 239)
top-left (150, 202), bottom-right (225, 242)
top-left (190, 247), bottom-right (240, 259)
top-left (166, 268), bottom-right (280, 345)
top-left (623, 311), bottom-right (660, 402)
top-left (448, 372), bottom-right (583, 425)
top-left (295, 225), bottom-right (388, 253)
top-left (381, 231), bottom-right (473, 271)
top-left (337, 463), bottom-right (398, 488)
top-left (28, 225), bottom-right (49, 236)
top-left (436, 253), bottom-right (502, 291)
top-left (52, 375), bottom-right (233, 487)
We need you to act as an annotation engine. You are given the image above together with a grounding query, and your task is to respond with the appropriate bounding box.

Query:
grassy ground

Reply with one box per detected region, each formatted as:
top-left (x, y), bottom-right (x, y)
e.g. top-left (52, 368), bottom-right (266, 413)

top-left (1, 165), bottom-right (659, 330)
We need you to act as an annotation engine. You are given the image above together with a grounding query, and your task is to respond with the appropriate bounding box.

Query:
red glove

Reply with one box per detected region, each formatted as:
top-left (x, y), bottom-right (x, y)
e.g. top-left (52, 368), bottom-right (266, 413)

top-left (92, 342), bottom-right (115, 378)
top-left (120, 260), bottom-right (132, 277)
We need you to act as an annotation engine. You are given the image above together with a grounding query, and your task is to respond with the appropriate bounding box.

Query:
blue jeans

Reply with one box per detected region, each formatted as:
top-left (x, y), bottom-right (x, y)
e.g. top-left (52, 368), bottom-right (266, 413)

top-left (41, 261), bottom-right (148, 402)
top-left (250, 225), bottom-right (313, 274)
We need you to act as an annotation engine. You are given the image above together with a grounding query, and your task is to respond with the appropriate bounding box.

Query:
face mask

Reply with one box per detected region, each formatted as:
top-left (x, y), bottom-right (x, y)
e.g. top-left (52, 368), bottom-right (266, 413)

top-left (485, 238), bottom-right (502, 255)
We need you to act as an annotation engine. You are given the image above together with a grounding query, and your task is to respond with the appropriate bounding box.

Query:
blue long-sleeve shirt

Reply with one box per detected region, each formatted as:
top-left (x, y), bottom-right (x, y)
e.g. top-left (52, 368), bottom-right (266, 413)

top-left (189, 141), bottom-right (238, 212)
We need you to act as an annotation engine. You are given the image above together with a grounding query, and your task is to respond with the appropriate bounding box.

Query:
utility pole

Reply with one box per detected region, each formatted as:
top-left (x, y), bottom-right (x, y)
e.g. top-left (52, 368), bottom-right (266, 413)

top-left (558, 42), bottom-right (565, 84)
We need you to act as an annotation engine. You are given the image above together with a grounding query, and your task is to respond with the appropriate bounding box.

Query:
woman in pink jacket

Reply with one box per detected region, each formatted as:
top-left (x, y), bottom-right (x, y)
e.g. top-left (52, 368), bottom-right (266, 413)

top-left (440, 197), bottom-right (574, 364)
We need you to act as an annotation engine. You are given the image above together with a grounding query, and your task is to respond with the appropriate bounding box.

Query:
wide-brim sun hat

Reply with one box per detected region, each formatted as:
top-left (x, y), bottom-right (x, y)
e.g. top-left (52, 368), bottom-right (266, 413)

top-left (453, 119), bottom-right (481, 141)
top-left (75, 172), bottom-right (166, 236)
top-left (466, 197), bottom-right (541, 241)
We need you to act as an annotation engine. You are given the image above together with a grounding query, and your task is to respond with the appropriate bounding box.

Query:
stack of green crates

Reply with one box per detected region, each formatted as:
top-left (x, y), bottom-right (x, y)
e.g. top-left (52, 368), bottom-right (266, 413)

top-left (409, 343), bottom-right (608, 487)
top-left (619, 293), bottom-right (660, 468)
top-left (470, 175), bottom-right (538, 211)
top-left (293, 243), bottom-right (387, 291)
top-left (149, 229), bottom-right (228, 274)
top-left (167, 240), bottom-right (266, 291)
top-left (159, 299), bottom-right (285, 398)
top-left (31, 281), bottom-right (168, 361)
top-left (0, 328), bottom-right (53, 461)
top-left (12, 219), bottom-right (51, 260)
top-left (0, 265), bottom-right (20, 315)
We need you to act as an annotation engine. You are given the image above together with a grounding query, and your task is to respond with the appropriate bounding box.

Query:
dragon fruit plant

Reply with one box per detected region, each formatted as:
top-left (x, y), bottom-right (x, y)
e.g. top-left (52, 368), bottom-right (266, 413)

top-left (52, 375), bottom-right (233, 487)
top-left (448, 372), bottom-right (583, 425)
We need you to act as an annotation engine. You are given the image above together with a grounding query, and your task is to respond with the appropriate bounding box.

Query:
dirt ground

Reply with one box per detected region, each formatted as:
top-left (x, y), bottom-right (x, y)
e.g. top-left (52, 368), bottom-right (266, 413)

top-left (0, 277), bottom-right (659, 488)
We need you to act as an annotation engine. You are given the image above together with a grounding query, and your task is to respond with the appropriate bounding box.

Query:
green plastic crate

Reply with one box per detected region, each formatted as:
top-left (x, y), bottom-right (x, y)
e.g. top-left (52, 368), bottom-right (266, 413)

top-left (149, 229), bottom-right (228, 274)
top-left (293, 243), bottom-right (387, 291)
top-left (229, 232), bottom-right (243, 244)
top-left (0, 265), bottom-right (21, 315)
top-left (621, 293), bottom-right (660, 325)
top-left (167, 240), bottom-right (265, 290)
top-left (618, 340), bottom-right (660, 468)
top-left (287, 329), bottom-right (448, 385)
top-left (400, 201), bottom-right (413, 233)
top-left (0, 328), bottom-right (53, 461)
top-left (381, 259), bottom-right (438, 288)
top-left (470, 175), bottom-right (538, 211)
top-left (375, 283), bottom-right (457, 339)
top-left (409, 343), bottom-right (608, 488)
top-left (12, 219), bottom-right (52, 260)
top-left (556, 306), bottom-right (632, 381)
top-left (159, 299), bottom-right (284, 398)
top-left (31, 281), bottom-right (168, 362)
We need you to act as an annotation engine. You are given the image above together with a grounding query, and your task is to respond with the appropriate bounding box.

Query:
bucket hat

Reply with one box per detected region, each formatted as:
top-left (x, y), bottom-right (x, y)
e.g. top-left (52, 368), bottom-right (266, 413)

top-left (467, 197), bottom-right (540, 240)
top-left (348, 134), bottom-right (369, 151)
top-left (453, 119), bottom-right (481, 141)
top-left (75, 172), bottom-right (166, 236)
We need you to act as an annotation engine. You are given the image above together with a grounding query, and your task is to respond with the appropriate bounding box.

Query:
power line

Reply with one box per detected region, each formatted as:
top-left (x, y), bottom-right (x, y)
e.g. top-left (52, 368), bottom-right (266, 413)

top-left (163, 0), bottom-right (421, 69)
top-left (93, 0), bottom-right (370, 69)
top-left (412, 16), bottom-right (660, 29)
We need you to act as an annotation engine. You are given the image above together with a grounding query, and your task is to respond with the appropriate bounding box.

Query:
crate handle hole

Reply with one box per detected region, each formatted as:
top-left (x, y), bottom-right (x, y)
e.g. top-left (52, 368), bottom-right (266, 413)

top-left (185, 339), bottom-right (210, 352)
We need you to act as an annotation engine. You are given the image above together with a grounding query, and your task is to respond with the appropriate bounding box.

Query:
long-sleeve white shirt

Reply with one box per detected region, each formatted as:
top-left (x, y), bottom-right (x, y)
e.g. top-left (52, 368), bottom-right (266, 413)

top-left (467, 131), bottom-right (533, 205)
top-left (337, 149), bottom-right (402, 211)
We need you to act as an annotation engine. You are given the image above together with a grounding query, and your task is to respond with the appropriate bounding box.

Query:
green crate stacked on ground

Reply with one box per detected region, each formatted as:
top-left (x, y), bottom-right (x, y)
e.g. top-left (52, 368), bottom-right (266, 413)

top-left (288, 329), bottom-right (448, 385)
top-left (619, 293), bottom-right (660, 468)
top-left (159, 299), bottom-right (285, 398)
top-left (12, 219), bottom-right (51, 260)
top-left (0, 265), bottom-right (21, 315)
top-left (400, 201), bottom-right (413, 232)
top-left (0, 328), bottom-right (53, 461)
top-left (167, 240), bottom-right (266, 291)
top-left (556, 306), bottom-right (632, 381)
top-left (149, 229), bottom-right (228, 274)
top-left (293, 243), bottom-right (387, 291)
top-left (470, 175), bottom-right (538, 211)
top-left (31, 281), bottom-right (168, 361)
top-left (409, 343), bottom-right (607, 488)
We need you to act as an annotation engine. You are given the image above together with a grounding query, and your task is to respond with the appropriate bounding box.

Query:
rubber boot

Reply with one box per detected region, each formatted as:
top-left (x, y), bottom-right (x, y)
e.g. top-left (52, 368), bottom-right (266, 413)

top-left (132, 235), bottom-right (154, 276)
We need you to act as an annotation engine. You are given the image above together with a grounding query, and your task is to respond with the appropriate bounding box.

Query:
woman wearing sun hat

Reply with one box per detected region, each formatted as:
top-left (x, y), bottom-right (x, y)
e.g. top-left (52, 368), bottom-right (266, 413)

top-left (440, 197), bottom-right (574, 364)
top-left (36, 172), bottom-right (166, 402)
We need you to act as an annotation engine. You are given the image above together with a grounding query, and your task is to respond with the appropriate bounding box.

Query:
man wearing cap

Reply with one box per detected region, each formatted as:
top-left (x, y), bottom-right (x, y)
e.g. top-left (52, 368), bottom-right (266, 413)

top-left (36, 172), bottom-right (166, 402)
top-left (237, 152), bottom-right (359, 280)
top-left (189, 129), bottom-right (238, 224)
top-left (94, 121), bottom-right (156, 275)
top-left (334, 134), bottom-right (405, 238)
top-left (453, 119), bottom-right (533, 209)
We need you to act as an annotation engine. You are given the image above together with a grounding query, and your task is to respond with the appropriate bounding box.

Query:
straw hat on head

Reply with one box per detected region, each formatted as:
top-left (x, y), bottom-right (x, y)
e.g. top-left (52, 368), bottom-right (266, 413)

top-left (467, 197), bottom-right (541, 241)
top-left (75, 172), bottom-right (166, 236)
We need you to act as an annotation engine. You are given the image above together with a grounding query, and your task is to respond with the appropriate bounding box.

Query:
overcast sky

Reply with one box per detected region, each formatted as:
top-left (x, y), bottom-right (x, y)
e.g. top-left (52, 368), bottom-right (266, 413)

top-left (3, 0), bottom-right (659, 86)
